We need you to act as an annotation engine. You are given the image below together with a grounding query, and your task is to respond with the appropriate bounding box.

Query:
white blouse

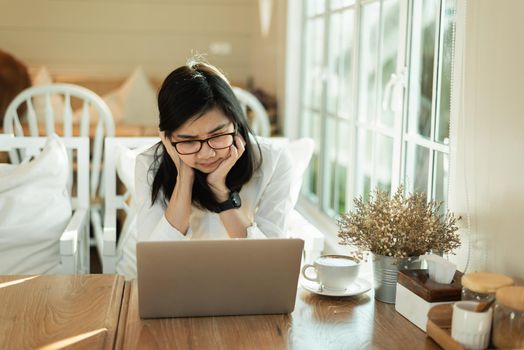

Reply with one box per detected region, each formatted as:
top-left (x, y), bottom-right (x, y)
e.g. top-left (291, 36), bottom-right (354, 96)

top-left (135, 137), bottom-right (295, 242)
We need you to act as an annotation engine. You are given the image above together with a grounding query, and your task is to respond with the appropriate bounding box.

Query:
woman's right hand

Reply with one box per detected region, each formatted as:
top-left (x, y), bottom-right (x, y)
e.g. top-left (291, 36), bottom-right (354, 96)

top-left (159, 131), bottom-right (193, 235)
top-left (159, 131), bottom-right (194, 183)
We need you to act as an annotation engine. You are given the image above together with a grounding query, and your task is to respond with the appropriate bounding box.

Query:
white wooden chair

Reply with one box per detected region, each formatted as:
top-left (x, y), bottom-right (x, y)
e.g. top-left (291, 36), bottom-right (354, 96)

top-left (102, 137), bottom-right (159, 273)
top-left (232, 87), bottom-right (271, 137)
top-left (0, 134), bottom-right (90, 273)
top-left (2, 83), bottom-right (115, 264)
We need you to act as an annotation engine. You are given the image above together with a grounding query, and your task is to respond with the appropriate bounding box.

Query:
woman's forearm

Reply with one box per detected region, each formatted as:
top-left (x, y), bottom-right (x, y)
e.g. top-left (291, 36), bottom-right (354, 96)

top-left (212, 188), bottom-right (250, 238)
top-left (218, 208), bottom-right (251, 238)
top-left (164, 176), bottom-right (193, 235)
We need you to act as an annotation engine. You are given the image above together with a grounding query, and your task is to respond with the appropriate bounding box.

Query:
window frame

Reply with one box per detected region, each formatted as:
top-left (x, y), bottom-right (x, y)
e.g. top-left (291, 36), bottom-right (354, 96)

top-left (284, 0), bottom-right (456, 249)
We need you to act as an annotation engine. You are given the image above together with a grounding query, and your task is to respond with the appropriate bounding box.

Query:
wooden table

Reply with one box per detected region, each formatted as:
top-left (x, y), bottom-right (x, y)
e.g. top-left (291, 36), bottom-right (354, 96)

top-left (116, 280), bottom-right (441, 349)
top-left (0, 275), bottom-right (125, 350)
top-left (0, 275), bottom-right (441, 349)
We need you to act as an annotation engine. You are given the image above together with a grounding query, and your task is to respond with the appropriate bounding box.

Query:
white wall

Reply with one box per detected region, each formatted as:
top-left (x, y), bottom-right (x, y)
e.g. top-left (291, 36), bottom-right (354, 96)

top-left (449, 0), bottom-right (524, 280)
top-left (0, 0), bottom-right (282, 96)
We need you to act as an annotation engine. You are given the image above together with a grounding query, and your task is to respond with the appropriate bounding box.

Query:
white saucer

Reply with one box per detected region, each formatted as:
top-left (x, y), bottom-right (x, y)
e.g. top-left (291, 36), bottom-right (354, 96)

top-left (300, 277), bottom-right (372, 297)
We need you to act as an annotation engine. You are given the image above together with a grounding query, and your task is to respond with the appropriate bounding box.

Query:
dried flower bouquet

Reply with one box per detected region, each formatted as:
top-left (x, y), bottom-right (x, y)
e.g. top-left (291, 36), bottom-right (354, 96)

top-left (337, 186), bottom-right (460, 259)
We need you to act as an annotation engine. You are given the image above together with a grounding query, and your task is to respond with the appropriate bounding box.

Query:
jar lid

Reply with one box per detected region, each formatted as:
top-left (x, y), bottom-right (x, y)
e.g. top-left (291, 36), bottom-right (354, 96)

top-left (462, 272), bottom-right (514, 293)
top-left (496, 286), bottom-right (524, 312)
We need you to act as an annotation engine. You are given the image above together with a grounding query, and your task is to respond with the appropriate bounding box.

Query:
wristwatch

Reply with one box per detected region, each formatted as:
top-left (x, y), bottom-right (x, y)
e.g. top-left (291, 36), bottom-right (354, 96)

top-left (215, 191), bottom-right (241, 213)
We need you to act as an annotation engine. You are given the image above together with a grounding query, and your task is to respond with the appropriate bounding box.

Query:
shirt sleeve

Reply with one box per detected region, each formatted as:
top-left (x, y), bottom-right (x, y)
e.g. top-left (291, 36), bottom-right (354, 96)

top-left (135, 154), bottom-right (192, 242)
top-left (249, 146), bottom-right (295, 238)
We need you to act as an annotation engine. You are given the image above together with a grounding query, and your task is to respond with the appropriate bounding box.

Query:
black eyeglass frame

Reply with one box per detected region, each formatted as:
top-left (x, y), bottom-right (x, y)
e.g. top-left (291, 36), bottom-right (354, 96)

top-left (170, 131), bottom-right (237, 155)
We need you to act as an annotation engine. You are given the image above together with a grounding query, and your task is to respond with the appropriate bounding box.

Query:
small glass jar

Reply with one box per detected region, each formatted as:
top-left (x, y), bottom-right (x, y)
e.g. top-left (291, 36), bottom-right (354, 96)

top-left (492, 286), bottom-right (524, 348)
top-left (461, 272), bottom-right (514, 302)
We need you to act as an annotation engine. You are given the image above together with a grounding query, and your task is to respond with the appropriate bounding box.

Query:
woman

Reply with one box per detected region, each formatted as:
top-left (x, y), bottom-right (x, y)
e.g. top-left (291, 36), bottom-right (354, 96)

top-left (135, 60), bottom-right (294, 246)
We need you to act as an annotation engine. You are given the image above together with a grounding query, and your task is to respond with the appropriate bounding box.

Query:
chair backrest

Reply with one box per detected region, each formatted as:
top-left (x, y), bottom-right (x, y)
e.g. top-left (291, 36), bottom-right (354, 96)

top-left (102, 137), bottom-right (159, 274)
top-left (104, 137), bottom-right (159, 214)
top-left (3, 83), bottom-right (115, 198)
top-left (232, 87), bottom-right (271, 137)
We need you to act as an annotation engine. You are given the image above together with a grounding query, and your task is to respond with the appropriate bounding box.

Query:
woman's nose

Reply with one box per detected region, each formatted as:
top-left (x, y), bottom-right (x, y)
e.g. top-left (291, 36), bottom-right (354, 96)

top-left (196, 141), bottom-right (215, 159)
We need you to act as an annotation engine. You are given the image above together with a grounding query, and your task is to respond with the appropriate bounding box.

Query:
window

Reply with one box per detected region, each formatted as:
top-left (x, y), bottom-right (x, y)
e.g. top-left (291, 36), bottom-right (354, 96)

top-left (291, 0), bottom-right (457, 217)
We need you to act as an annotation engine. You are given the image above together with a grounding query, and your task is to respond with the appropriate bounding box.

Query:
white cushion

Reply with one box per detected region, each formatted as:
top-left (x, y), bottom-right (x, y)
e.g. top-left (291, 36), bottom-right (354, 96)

top-left (115, 143), bottom-right (154, 279)
top-left (73, 66), bottom-right (158, 126)
top-left (280, 138), bottom-right (323, 261)
top-left (98, 90), bottom-right (124, 124)
top-left (0, 135), bottom-right (72, 274)
top-left (269, 137), bottom-right (314, 206)
top-left (115, 143), bottom-right (153, 198)
top-left (286, 138), bottom-right (314, 206)
top-left (117, 66), bottom-right (158, 125)
top-left (32, 66), bottom-right (65, 121)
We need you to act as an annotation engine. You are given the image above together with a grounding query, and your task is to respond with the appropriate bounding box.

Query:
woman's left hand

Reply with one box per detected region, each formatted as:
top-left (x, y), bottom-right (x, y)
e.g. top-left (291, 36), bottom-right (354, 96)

top-left (207, 134), bottom-right (246, 201)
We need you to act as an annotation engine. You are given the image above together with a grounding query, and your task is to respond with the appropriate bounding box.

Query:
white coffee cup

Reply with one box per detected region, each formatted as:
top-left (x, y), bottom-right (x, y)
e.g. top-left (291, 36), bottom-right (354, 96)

top-left (301, 255), bottom-right (360, 291)
top-left (451, 301), bottom-right (493, 350)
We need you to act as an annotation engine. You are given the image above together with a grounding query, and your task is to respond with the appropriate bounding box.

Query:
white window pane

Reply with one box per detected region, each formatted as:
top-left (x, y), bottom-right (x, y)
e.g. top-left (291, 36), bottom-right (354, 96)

top-left (406, 0), bottom-right (439, 139)
top-left (433, 151), bottom-right (449, 204)
top-left (308, 153), bottom-right (320, 201)
top-left (358, 2), bottom-right (380, 123)
top-left (404, 142), bottom-right (430, 194)
top-left (306, 113), bottom-right (322, 200)
top-left (324, 118), bottom-right (337, 212)
top-left (326, 118), bottom-right (350, 213)
top-left (436, 0), bottom-right (456, 143)
top-left (378, 0), bottom-right (400, 128)
top-left (375, 133), bottom-right (394, 193)
top-left (327, 12), bottom-right (342, 116)
top-left (338, 9), bottom-right (355, 119)
top-left (354, 128), bottom-right (373, 200)
top-left (336, 120), bottom-right (350, 213)
top-left (326, 9), bottom-right (354, 118)
top-left (330, 0), bottom-right (355, 11)
top-left (306, 0), bottom-right (326, 17)
top-left (304, 18), bottom-right (325, 112)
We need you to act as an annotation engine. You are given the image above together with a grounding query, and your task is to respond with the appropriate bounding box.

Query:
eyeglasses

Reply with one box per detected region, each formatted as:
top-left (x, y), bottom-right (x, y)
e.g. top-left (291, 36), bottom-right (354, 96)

top-left (171, 131), bottom-right (237, 155)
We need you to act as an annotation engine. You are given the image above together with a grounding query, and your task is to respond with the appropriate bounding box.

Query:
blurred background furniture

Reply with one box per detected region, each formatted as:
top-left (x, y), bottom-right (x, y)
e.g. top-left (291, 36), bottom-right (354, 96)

top-left (2, 84), bottom-right (115, 265)
top-left (0, 135), bottom-right (90, 273)
top-left (0, 50), bottom-right (31, 128)
top-left (232, 86), bottom-right (271, 137)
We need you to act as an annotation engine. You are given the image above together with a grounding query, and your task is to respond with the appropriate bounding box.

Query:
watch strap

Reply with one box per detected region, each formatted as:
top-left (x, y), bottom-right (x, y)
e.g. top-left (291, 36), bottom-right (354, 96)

top-left (215, 191), bottom-right (241, 213)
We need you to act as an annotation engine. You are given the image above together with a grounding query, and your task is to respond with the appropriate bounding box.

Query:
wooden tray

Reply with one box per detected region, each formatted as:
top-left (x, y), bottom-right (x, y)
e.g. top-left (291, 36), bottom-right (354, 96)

top-left (426, 304), bottom-right (464, 350)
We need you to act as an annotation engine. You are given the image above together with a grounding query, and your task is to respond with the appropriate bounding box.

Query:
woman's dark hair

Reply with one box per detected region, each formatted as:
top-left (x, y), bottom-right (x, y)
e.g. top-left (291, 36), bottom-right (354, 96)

top-left (151, 59), bottom-right (262, 211)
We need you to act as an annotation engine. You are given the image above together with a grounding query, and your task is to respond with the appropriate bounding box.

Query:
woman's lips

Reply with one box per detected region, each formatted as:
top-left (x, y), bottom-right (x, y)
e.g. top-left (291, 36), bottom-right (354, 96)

top-left (198, 159), bottom-right (221, 168)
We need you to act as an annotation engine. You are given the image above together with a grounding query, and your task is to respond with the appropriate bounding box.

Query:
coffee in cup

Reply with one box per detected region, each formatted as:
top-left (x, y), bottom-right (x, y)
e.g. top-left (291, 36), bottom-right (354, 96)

top-left (301, 255), bottom-right (360, 291)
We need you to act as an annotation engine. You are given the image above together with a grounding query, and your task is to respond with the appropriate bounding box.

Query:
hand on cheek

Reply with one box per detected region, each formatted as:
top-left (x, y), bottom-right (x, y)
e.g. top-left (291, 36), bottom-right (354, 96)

top-left (159, 131), bottom-right (194, 183)
top-left (207, 135), bottom-right (246, 199)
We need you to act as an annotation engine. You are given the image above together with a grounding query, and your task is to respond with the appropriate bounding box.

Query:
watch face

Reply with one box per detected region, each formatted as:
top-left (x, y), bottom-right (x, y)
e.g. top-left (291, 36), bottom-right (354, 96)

top-left (231, 191), bottom-right (241, 207)
top-left (216, 191), bottom-right (241, 213)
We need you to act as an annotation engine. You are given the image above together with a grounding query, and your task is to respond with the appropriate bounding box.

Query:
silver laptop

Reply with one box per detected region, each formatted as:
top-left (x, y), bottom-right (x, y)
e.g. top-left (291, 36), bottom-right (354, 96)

top-left (136, 238), bottom-right (304, 318)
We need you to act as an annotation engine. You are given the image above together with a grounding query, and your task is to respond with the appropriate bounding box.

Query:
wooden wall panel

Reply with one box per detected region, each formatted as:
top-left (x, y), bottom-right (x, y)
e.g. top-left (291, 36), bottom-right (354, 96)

top-left (0, 1), bottom-right (253, 34)
top-left (0, 0), bottom-right (258, 84)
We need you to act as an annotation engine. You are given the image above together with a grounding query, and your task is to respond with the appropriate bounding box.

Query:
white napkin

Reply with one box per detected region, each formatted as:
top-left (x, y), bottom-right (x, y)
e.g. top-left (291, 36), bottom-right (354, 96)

top-left (422, 254), bottom-right (456, 284)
